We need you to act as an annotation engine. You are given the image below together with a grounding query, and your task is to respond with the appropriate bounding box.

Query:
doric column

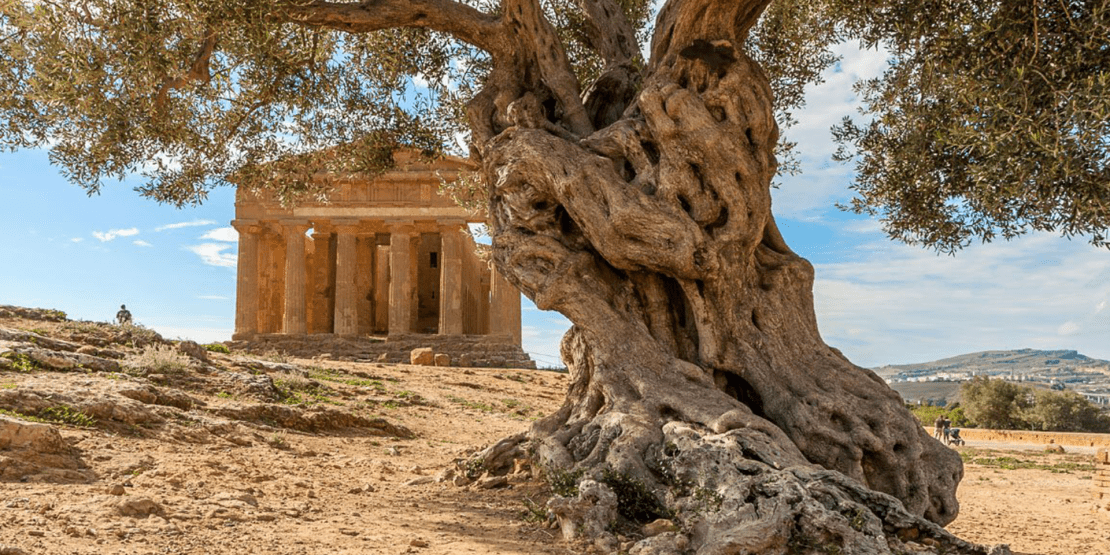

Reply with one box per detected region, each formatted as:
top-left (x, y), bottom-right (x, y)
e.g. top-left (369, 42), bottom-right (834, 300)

top-left (388, 223), bottom-right (414, 336)
top-left (490, 265), bottom-right (522, 345)
top-left (333, 221), bottom-right (360, 335)
top-left (438, 222), bottom-right (464, 335)
top-left (231, 220), bottom-right (260, 340)
top-left (282, 221), bottom-right (311, 335)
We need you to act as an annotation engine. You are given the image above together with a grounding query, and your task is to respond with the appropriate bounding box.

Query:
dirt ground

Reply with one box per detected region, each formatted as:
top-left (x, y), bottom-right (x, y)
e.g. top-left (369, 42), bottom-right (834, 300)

top-left (1, 313), bottom-right (1108, 555)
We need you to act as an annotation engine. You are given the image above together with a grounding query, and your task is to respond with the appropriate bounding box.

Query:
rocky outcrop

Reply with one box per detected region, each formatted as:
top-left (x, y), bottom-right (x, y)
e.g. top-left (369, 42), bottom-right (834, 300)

top-left (0, 415), bottom-right (87, 482)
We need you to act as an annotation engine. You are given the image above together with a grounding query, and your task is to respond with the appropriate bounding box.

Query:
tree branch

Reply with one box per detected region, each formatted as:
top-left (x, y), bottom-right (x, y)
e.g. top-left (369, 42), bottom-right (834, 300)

top-left (649, 0), bottom-right (772, 67)
top-left (502, 0), bottom-right (593, 136)
top-left (153, 27), bottom-right (219, 115)
top-left (574, 0), bottom-right (642, 68)
top-left (278, 0), bottom-right (504, 54)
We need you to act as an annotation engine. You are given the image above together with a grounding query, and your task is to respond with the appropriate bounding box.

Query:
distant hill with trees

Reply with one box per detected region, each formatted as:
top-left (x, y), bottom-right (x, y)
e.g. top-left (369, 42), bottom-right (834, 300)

top-left (877, 349), bottom-right (1110, 407)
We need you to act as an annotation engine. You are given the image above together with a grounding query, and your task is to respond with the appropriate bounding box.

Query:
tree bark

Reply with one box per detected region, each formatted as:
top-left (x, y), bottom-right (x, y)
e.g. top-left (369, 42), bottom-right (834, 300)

top-left (460, 0), bottom-right (1002, 553)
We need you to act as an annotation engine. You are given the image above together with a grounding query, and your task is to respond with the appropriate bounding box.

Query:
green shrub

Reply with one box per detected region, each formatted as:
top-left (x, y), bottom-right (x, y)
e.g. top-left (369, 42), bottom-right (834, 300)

top-left (599, 467), bottom-right (672, 523)
top-left (204, 343), bottom-right (231, 354)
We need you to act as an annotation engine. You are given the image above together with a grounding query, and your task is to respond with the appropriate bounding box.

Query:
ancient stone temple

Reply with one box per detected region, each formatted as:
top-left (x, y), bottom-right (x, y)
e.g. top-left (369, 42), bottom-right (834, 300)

top-left (230, 150), bottom-right (529, 366)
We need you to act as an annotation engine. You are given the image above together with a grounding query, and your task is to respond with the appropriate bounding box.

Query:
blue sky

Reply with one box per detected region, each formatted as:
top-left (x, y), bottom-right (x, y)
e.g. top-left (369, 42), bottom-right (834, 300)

top-left (1, 42), bottom-right (1107, 369)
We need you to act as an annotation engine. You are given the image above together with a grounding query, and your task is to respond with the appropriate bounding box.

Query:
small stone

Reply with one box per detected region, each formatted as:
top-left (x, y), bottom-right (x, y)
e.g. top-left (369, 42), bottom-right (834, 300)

top-left (404, 477), bottom-right (434, 486)
top-left (108, 484), bottom-right (126, 496)
top-left (452, 474), bottom-right (473, 487)
top-left (347, 485), bottom-right (368, 494)
top-left (0, 546), bottom-right (29, 555)
top-left (410, 348), bottom-right (435, 366)
top-left (434, 468), bottom-right (456, 483)
top-left (115, 497), bottom-right (164, 518)
top-left (475, 475), bottom-right (508, 489)
top-left (409, 539), bottom-right (429, 548)
top-left (26, 531), bottom-right (45, 538)
top-left (433, 353), bottom-right (451, 366)
top-left (387, 447), bottom-right (401, 456)
top-left (642, 518), bottom-right (679, 537)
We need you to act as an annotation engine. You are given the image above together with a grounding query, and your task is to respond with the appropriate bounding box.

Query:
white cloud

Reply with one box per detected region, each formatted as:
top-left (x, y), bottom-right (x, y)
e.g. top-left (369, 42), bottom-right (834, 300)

top-left (773, 42), bottom-right (891, 221)
top-left (521, 298), bottom-right (572, 368)
top-left (70, 237), bottom-right (83, 243)
top-left (92, 227), bottom-right (139, 242)
top-left (186, 243), bottom-right (237, 268)
top-left (197, 295), bottom-right (229, 300)
top-left (1096, 300), bottom-right (1107, 314)
top-left (200, 227), bottom-right (238, 242)
top-left (133, 240), bottom-right (153, 247)
top-left (156, 219), bottom-right (216, 232)
top-left (810, 233), bottom-right (1110, 366)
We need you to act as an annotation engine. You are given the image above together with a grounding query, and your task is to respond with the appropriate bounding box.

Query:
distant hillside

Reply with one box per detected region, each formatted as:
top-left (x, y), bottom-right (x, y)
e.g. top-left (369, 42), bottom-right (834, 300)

top-left (873, 349), bottom-right (1110, 406)
top-left (873, 349), bottom-right (1110, 379)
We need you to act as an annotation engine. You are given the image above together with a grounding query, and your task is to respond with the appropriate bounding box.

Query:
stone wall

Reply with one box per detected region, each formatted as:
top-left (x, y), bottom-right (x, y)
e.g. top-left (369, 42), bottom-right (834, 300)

top-left (927, 427), bottom-right (1110, 449)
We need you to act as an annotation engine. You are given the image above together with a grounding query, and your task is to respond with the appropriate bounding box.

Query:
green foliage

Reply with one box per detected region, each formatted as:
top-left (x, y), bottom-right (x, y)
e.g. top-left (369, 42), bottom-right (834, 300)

top-left (203, 343), bottom-right (230, 354)
top-left (907, 403), bottom-right (969, 428)
top-left (598, 467), bottom-right (672, 523)
top-left (3, 352), bottom-right (39, 373)
top-left (832, 0), bottom-right (1110, 251)
top-left (0, 0), bottom-right (1103, 255)
top-left (1025, 388), bottom-right (1110, 433)
top-left (960, 376), bottom-right (1032, 430)
top-left (547, 467), bottom-right (585, 498)
top-left (274, 372), bottom-right (339, 406)
top-left (960, 376), bottom-right (1110, 432)
top-left (38, 405), bottom-right (97, 427)
top-left (520, 498), bottom-right (549, 524)
top-left (1, 405), bottom-right (96, 427)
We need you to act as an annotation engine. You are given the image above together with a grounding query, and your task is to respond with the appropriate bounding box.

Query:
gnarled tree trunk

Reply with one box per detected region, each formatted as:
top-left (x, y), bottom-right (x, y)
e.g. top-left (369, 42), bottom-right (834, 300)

top-left (457, 0), bottom-right (996, 553)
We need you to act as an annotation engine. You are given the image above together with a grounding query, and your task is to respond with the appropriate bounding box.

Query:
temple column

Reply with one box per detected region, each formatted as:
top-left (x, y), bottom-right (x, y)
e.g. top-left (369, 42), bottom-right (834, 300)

top-left (231, 220), bottom-right (260, 340)
top-left (490, 265), bottom-right (522, 345)
top-left (388, 223), bottom-right (414, 336)
top-left (282, 221), bottom-right (311, 335)
top-left (438, 222), bottom-right (464, 335)
top-left (333, 221), bottom-right (359, 335)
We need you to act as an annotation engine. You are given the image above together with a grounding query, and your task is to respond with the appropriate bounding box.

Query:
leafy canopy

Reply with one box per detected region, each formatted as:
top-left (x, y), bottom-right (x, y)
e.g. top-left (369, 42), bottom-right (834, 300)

top-left (0, 0), bottom-right (1105, 250)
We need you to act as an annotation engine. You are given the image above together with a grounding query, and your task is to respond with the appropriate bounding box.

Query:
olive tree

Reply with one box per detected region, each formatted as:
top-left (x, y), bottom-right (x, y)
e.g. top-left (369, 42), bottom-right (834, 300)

top-left (2, 0), bottom-right (1105, 552)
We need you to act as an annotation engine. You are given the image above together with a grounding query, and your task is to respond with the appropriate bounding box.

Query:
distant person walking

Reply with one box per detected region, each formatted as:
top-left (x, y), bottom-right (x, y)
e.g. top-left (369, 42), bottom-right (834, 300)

top-left (934, 415), bottom-right (945, 440)
top-left (116, 304), bottom-right (132, 326)
top-left (941, 416), bottom-right (952, 444)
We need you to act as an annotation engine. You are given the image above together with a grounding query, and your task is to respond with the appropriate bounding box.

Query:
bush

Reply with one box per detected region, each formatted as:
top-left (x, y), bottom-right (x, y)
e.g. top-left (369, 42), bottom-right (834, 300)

top-left (123, 344), bottom-right (193, 376)
top-left (961, 376), bottom-right (1031, 429)
top-left (204, 343), bottom-right (231, 354)
top-left (908, 403), bottom-right (969, 428)
top-left (960, 376), bottom-right (1110, 432)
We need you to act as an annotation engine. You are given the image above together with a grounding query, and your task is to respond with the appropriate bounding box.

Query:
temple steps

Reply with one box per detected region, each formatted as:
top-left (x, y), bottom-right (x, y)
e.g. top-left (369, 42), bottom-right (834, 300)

top-left (227, 333), bottom-right (536, 369)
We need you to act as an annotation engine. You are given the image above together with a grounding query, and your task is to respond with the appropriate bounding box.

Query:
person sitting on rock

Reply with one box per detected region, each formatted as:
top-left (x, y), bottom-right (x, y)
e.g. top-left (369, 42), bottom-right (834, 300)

top-left (116, 304), bottom-right (132, 326)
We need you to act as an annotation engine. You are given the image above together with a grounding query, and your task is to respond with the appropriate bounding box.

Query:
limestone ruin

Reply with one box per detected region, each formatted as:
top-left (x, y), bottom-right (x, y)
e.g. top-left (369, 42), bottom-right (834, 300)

top-left (229, 150), bottom-right (530, 367)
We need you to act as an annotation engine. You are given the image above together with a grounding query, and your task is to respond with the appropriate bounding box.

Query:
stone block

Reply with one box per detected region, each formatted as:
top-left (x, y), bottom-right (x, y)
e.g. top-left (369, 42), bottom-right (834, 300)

top-left (433, 353), bottom-right (451, 367)
top-left (410, 348), bottom-right (435, 366)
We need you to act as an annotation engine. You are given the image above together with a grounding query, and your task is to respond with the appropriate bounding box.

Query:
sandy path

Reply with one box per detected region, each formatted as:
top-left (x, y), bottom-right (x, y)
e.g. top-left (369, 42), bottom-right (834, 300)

top-left (948, 445), bottom-right (1109, 555)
